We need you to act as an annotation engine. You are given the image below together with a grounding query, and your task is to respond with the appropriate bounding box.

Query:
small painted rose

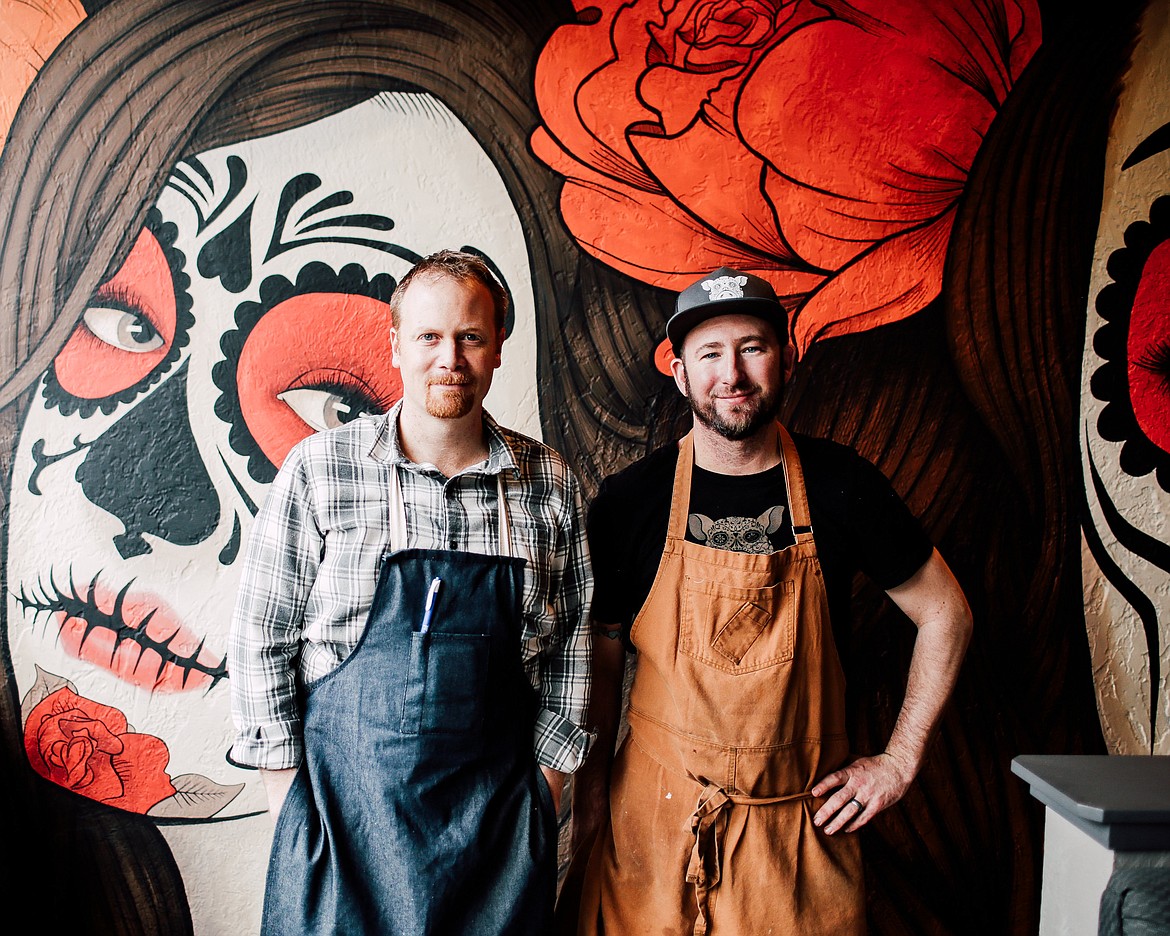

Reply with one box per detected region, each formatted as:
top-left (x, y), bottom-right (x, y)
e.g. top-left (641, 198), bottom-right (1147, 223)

top-left (24, 686), bottom-right (177, 813)
top-left (532, 0), bottom-right (1041, 361)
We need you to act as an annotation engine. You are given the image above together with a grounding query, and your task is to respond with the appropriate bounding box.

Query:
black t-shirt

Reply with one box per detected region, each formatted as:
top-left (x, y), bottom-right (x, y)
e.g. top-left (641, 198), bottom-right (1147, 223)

top-left (587, 434), bottom-right (933, 653)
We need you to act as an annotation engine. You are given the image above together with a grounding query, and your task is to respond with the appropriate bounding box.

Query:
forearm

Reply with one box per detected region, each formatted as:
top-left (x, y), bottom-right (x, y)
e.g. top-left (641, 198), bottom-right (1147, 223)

top-left (569, 626), bottom-right (626, 853)
top-left (227, 445), bottom-right (319, 769)
top-left (883, 610), bottom-right (971, 775)
top-left (813, 548), bottom-right (971, 833)
top-left (882, 548), bottom-right (973, 776)
top-left (540, 765), bottom-right (567, 814)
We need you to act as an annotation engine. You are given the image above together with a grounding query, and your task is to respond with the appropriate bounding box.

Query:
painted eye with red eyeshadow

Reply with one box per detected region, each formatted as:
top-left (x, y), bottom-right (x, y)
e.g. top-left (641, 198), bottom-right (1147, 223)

top-left (43, 209), bottom-right (192, 417)
top-left (214, 262), bottom-right (400, 482)
top-left (1092, 193), bottom-right (1170, 491)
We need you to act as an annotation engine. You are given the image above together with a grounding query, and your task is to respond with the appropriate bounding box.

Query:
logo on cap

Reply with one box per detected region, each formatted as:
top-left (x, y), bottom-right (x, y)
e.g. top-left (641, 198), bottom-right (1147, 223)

top-left (701, 275), bottom-right (748, 301)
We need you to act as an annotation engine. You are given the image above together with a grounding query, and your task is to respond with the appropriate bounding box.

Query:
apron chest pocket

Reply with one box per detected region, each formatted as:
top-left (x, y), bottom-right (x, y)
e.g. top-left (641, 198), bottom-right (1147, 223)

top-left (401, 632), bottom-right (491, 734)
top-left (681, 578), bottom-right (795, 674)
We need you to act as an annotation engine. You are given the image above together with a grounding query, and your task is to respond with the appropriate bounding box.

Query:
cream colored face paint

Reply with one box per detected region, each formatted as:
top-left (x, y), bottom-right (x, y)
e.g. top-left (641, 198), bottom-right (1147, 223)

top-left (1079, 3), bottom-right (1170, 755)
top-left (6, 92), bottom-right (538, 830)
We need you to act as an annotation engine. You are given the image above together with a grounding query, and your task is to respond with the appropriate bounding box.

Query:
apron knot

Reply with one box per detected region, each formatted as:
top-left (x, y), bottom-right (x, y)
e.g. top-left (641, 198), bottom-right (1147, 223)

top-left (685, 780), bottom-right (814, 936)
top-left (686, 782), bottom-right (731, 936)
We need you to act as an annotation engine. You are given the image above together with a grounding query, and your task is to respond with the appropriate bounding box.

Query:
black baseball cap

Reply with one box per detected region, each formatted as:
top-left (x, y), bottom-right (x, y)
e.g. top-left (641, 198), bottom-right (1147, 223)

top-left (666, 267), bottom-right (788, 355)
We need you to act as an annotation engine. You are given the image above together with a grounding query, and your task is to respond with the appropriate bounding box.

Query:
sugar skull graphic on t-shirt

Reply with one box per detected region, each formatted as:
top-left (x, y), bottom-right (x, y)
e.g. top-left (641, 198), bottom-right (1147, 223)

top-left (687, 506), bottom-right (787, 554)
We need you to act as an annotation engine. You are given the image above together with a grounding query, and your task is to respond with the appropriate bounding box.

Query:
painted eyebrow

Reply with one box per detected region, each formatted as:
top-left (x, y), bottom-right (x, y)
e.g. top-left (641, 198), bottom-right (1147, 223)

top-left (1122, 120), bottom-right (1170, 170)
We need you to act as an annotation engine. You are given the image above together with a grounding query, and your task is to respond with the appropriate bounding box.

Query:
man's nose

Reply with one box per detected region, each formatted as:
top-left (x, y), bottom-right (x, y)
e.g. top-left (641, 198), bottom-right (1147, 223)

top-left (720, 353), bottom-right (745, 383)
top-left (436, 338), bottom-right (464, 368)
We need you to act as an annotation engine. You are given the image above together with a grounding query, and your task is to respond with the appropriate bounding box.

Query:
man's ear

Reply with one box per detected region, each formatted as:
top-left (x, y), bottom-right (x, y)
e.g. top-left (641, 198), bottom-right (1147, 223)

top-left (390, 327), bottom-right (401, 368)
top-left (494, 328), bottom-right (505, 368)
top-left (670, 355), bottom-right (688, 396)
top-left (782, 343), bottom-right (796, 382)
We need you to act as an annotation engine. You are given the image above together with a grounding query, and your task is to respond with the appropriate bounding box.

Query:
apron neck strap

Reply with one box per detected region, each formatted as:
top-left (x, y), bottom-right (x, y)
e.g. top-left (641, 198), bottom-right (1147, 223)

top-left (777, 424), bottom-right (813, 542)
top-left (667, 425), bottom-right (813, 543)
top-left (388, 465), bottom-right (512, 556)
top-left (667, 434), bottom-right (696, 542)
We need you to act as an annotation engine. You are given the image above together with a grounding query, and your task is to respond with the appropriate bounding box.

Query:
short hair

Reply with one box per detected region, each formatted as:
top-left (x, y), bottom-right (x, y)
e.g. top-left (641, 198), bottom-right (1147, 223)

top-left (390, 249), bottom-right (509, 333)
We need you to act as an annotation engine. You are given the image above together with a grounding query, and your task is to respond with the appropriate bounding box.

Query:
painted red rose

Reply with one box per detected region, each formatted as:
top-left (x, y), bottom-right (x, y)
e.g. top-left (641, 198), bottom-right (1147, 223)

top-left (24, 686), bottom-right (176, 813)
top-left (532, 0), bottom-right (1041, 360)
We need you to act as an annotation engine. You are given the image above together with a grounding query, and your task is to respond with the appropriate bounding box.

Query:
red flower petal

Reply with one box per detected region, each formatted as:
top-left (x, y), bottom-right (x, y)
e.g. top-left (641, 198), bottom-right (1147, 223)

top-left (533, 0), bottom-right (1040, 352)
top-left (793, 210), bottom-right (956, 351)
top-left (107, 733), bottom-right (177, 813)
top-left (22, 685), bottom-right (175, 814)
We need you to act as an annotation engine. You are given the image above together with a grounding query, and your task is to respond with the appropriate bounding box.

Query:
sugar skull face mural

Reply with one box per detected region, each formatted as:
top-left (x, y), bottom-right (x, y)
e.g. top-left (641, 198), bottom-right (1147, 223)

top-left (6, 91), bottom-right (537, 819)
top-left (1080, 2), bottom-right (1170, 756)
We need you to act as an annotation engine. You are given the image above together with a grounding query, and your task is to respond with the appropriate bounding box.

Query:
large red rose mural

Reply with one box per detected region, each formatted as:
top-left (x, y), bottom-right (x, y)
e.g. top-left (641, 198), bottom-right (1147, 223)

top-left (532, 0), bottom-right (1041, 363)
top-left (21, 671), bottom-right (244, 817)
top-left (24, 685), bottom-right (177, 812)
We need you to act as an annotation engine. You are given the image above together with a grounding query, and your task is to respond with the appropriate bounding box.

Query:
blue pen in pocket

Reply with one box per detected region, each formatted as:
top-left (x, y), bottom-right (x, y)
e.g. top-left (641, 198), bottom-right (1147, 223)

top-left (419, 577), bottom-right (441, 633)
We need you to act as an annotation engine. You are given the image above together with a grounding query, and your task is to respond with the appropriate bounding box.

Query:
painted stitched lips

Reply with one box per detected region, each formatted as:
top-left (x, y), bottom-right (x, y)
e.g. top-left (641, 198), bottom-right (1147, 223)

top-left (14, 573), bottom-right (228, 692)
top-left (532, 0), bottom-right (1041, 359)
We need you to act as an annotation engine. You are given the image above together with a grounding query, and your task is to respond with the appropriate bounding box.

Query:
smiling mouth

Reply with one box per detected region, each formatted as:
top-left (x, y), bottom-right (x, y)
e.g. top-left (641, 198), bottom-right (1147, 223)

top-left (13, 571), bottom-right (228, 693)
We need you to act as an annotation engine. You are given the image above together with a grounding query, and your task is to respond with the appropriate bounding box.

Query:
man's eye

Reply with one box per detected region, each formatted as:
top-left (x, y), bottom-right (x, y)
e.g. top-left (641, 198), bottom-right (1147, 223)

top-left (277, 387), bottom-right (376, 432)
top-left (461, 333), bottom-right (483, 343)
top-left (82, 306), bottom-right (165, 352)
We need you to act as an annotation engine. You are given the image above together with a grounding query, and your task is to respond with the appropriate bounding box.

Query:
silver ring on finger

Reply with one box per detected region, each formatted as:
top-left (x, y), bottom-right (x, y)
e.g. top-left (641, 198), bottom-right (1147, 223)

top-left (848, 797), bottom-right (865, 811)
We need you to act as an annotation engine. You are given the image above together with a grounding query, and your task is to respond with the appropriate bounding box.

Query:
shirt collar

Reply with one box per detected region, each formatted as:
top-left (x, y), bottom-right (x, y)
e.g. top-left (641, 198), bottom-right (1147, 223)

top-left (368, 400), bottom-right (519, 477)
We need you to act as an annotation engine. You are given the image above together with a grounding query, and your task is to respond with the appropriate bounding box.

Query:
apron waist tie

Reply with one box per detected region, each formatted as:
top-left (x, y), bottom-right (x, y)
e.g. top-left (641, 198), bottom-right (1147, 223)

top-left (686, 782), bottom-right (812, 936)
top-left (631, 731), bottom-right (811, 936)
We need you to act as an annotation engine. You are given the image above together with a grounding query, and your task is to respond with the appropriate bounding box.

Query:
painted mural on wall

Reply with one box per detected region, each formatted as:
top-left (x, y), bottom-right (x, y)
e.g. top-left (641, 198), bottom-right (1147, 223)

top-left (531, 0), bottom-right (1040, 366)
top-left (0, 2), bottom-right (567, 932)
top-left (0, 0), bottom-right (1160, 934)
top-left (1081, 0), bottom-right (1170, 756)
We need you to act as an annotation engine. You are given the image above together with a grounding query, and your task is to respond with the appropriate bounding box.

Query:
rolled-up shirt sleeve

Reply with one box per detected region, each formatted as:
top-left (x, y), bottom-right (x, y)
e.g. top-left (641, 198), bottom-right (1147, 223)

top-left (228, 443), bottom-right (322, 770)
top-left (531, 470), bottom-right (594, 774)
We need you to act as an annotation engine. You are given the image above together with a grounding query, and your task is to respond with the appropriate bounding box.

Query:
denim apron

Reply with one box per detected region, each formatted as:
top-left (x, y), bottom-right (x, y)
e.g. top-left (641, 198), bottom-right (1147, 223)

top-left (262, 464), bottom-right (557, 935)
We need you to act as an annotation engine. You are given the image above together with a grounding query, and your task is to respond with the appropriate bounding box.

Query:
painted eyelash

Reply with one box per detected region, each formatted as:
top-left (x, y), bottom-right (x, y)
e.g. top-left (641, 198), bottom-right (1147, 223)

top-left (286, 368), bottom-right (395, 412)
top-left (81, 285), bottom-right (164, 344)
top-left (90, 282), bottom-right (152, 315)
top-left (12, 570), bottom-right (228, 691)
top-left (1134, 338), bottom-right (1170, 389)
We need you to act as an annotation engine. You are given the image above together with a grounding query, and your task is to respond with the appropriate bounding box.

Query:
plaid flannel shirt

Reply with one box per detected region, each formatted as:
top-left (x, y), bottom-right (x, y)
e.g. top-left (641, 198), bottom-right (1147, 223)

top-left (228, 402), bottom-right (593, 773)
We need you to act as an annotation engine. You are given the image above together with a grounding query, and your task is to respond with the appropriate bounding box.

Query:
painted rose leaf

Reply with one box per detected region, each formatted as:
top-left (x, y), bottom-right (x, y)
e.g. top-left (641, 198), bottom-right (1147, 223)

top-left (23, 684), bottom-right (177, 814)
top-left (149, 773), bottom-right (245, 819)
top-left (19, 662), bottom-right (78, 724)
top-left (532, 0), bottom-right (1041, 361)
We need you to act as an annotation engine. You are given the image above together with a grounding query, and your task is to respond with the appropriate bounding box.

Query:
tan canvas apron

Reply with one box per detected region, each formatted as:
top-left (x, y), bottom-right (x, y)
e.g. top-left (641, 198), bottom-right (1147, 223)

top-left (579, 427), bottom-right (865, 935)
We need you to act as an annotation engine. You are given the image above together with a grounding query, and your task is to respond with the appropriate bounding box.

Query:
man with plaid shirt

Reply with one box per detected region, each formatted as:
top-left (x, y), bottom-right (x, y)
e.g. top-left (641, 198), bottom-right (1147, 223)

top-left (228, 250), bottom-right (592, 935)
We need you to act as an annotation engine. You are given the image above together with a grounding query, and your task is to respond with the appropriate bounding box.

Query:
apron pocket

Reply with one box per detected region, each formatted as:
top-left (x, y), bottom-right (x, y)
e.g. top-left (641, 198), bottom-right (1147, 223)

top-left (681, 578), bottom-right (795, 674)
top-left (401, 632), bottom-right (490, 735)
top-left (711, 601), bottom-right (772, 665)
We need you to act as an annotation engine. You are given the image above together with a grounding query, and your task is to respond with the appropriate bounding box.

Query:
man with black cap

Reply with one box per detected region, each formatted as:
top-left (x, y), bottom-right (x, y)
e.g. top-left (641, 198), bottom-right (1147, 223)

top-left (563, 267), bottom-right (972, 935)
